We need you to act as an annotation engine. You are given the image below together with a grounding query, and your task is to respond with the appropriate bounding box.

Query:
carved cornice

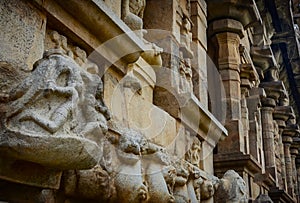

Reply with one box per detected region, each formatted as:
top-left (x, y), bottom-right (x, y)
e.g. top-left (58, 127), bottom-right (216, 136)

top-left (214, 153), bottom-right (262, 174)
top-left (179, 94), bottom-right (228, 145)
top-left (33, 0), bottom-right (161, 73)
top-left (269, 187), bottom-right (295, 203)
top-left (240, 64), bottom-right (259, 83)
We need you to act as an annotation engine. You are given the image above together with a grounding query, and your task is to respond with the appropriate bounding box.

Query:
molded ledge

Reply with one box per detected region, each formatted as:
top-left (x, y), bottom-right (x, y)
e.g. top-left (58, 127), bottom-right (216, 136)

top-left (179, 94), bottom-right (228, 146)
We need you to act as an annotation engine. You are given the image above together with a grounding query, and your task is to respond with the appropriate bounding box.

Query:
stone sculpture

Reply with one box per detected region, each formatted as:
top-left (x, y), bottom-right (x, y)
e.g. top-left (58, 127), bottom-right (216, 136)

top-left (0, 49), bottom-right (110, 170)
top-left (254, 194), bottom-right (273, 203)
top-left (185, 138), bottom-right (202, 167)
top-left (122, 0), bottom-right (146, 31)
top-left (214, 170), bottom-right (248, 203)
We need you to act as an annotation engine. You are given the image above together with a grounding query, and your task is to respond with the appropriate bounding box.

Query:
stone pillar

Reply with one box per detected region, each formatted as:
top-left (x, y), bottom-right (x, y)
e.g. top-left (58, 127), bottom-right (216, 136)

top-left (190, 0), bottom-right (208, 108)
top-left (296, 154), bottom-right (300, 202)
top-left (240, 64), bottom-right (258, 155)
top-left (283, 133), bottom-right (294, 196)
top-left (282, 120), bottom-right (300, 197)
top-left (273, 105), bottom-right (293, 190)
top-left (261, 97), bottom-right (276, 177)
top-left (291, 147), bottom-right (298, 198)
top-left (210, 19), bottom-right (245, 154)
top-left (247, 88), bottom-right (265, 166)
top-left (260, 81), bottom-right (285, 179)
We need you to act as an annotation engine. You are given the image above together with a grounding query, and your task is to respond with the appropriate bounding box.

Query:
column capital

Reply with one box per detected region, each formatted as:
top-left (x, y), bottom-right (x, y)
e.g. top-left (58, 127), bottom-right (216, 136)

top-left (282, 135), bottom-right (293, 144)
top-left (290, 148), bottom-right (299, 156)
top-left (240, 64), bottom-right (259, 91)
top-left (209, 19), bottom-right (244, 38)
top-left (273, 106), bottom-right (294, 122)
top-left (207, 0), bottom-right (260, 28)
top-left (259, 81), bottom-right (285, 101)
top-left (283, 123), bottom-right (300, 138)
top-left (261, 97), bottom-right (276, 108)
top-left (251, 45), bottom-right (277, 71)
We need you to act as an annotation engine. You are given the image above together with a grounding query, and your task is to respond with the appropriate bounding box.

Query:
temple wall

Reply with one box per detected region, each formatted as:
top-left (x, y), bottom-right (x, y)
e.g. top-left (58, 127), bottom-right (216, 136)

top-left (0, 0), bottom-right (300, 202)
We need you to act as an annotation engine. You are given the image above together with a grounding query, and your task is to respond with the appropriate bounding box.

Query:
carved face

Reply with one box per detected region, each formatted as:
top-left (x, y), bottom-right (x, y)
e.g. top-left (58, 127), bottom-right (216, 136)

top-left (200, 180), bottom-right (215, 200)
top-left (174, 161), bottom-right (189, 186)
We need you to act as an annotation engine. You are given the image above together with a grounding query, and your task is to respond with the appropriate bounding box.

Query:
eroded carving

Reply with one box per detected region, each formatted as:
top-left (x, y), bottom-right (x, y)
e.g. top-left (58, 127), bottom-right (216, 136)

top-left (122, 0), bottom-right (146, 32)
top-left (215, 170), bottom-right (248, 203)
top-left (185, 137), bottom-right (202, 167)
top-left (59, 122), bottom-right (247, 203)
top-left (0, 48), bottom-right (110, 170)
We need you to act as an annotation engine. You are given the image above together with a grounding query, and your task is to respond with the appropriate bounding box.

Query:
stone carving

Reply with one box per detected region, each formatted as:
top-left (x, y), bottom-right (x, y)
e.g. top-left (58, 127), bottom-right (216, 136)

top-left (173, 159), bottom-right (190, 202)
top-left (185, 137), bottom-right (202, 166)
top-left (180, 17), bottom-right (193, 59)
top-left (0, 48), bottom-right (110, 170)
top-left (200, 179), bottom-right (217, 200)
top-left (106, 128), bottom-right (172, 203)
top-left (188, 165), bottom-right (204, 201)
top-left (254, 194), bottom-right (273, 203)
top-left (214, 170), bottom-right (248, 203)
top-left (179, 58), bottom-right (193, 93)
top-left (122, 0), bottom-right (146, 32)
top-left (177, 16), bottom-right (194, 94)
top-left (129, 0), bottom-right (146, 19)
top-left (63, 165), bottom-right (116, 201)
top-left (48, 30), bottom-right (100, 74)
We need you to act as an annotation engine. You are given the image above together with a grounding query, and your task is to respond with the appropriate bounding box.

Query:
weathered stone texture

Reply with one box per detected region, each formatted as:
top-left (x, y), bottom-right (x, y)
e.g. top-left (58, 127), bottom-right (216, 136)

top-left (0, 0), bottom-right (45, 72)
top-left (1, 0), bottom-right (300, 202)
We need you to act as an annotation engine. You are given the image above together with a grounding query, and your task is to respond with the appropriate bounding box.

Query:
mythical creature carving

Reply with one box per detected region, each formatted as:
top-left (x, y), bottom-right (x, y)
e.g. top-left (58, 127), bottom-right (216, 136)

top-left (214, 170), bottom-right (248, 203)
top-left (0, 49), bottom-right (110, 170)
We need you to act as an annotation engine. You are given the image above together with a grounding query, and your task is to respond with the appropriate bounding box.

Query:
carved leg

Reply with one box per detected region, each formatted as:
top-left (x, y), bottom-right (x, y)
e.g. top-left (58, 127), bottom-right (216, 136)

top-left (113, 158), bottom-right (147, 203)
top-left (146, 163), bottom-right (175, 203)
top-left (19, 103), bottom-right (71, 134)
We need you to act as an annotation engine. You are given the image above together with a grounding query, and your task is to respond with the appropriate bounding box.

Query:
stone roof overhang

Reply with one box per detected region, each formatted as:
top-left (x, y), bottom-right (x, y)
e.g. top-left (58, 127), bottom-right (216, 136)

top-left (33, 0), bottom-right (151, 73)
top-left (266, 0), bottom-right (300, 122)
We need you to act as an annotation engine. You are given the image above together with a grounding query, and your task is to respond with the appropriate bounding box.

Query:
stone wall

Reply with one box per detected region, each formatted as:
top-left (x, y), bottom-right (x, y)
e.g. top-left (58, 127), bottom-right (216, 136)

top-left (0, 0), bottom-right (300, 203)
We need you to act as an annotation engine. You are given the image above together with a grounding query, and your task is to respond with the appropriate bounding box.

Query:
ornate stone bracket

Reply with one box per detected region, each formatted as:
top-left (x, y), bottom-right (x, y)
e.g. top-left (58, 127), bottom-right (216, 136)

top-left (0, 48), bottom-right (110, 188)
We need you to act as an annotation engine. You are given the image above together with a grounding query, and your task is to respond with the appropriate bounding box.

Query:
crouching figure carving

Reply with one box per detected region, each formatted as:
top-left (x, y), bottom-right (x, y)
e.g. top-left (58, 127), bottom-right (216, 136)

top-left (0, 49), bottom-right (110, 170)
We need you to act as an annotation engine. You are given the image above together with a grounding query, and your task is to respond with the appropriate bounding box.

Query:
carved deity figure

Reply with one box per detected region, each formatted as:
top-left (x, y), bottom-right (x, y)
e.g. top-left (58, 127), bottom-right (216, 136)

top-left (185, 137), bottom-right (202, 166)
top-left (180, 17), bottom-right (193, 55)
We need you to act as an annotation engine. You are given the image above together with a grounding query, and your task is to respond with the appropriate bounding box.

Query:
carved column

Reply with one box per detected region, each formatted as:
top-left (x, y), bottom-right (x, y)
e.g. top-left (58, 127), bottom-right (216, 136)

top-left (240, 64), bottom-right (258, 154)
top-left (273, 106), bottom-right (293, 190)
top-left (282, 122), bottom-right (297, 196)
top-left (260, 81), bottom-right (285, 178)
top-left (261, 96), bottom-right (276, 177)
top-left (296, 153), bottom-right (300, 202)
top-left (247, 88), bottom-right (265, 166)
top-left (291, 147), bottom-right (298, 199)
top-left (190, 0), bottom-right (208, 108)
top-left (291, 137), bottom-right (300, 200)
top-left (283, 135), bottom-right (293, 196)
top-left (210, 19), bottom-right (245, 154)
